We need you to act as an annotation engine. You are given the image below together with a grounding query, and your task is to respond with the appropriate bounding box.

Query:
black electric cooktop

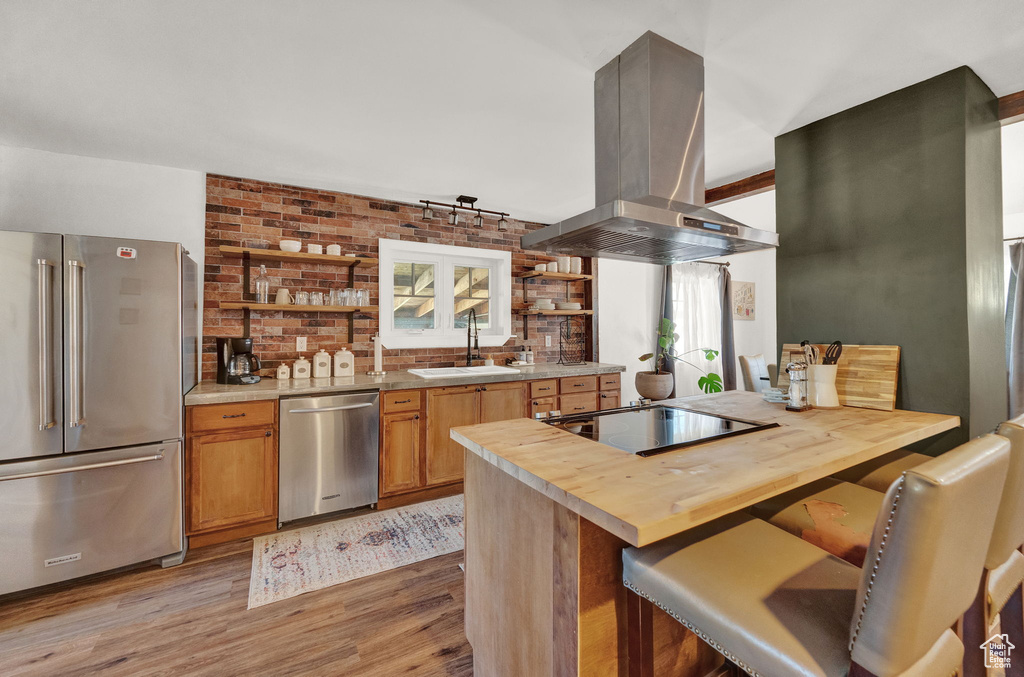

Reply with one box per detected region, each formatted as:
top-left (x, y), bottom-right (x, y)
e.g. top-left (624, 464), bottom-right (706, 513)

top-left (546, 404), bottom-right (779, 457)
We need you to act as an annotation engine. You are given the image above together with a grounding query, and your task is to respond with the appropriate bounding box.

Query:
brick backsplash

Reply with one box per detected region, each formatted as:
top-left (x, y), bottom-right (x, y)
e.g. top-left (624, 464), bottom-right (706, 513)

top-left (202, 174), bottom-right (593, 380)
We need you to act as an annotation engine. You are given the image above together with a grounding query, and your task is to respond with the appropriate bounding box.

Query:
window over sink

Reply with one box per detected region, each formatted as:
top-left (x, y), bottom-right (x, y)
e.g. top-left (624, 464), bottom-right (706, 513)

top-left (378, 239), bottom-right (511, 349)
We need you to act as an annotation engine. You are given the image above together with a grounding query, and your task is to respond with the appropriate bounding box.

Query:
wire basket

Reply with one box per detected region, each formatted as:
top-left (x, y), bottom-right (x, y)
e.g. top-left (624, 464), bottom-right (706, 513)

top-left (559, 316), bottom-right (586, 365)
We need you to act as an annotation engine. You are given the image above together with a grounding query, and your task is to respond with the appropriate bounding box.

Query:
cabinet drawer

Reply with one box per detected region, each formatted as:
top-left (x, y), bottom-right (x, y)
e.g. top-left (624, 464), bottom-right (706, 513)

top-left (529, 397), bottom-right (557, 418)
top-left (559, 392), bottom-right (598, 414)
top-left (384, 390), bottom-right (422, 413)
top-left (189, 400), bottom-right (276, 433)
top-left (559, 376), bottom-right (597, 394)
top-left (530, 380), bottom-right (558, 398)
top-left (599, 373), bottom-right (621, 390)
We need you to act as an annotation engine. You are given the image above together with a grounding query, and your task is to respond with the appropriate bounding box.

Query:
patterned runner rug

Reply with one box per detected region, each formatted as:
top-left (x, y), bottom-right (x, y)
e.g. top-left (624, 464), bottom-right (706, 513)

top-left (248, 494), bottom-right (464, 609)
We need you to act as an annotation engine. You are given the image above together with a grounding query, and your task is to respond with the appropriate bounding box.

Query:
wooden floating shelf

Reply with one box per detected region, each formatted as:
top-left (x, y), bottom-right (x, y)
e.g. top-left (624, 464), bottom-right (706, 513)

top-left (518, 271), bottom-right (593, 281)
top-left (516, 309), bottom-right (594, 316)
top-left (219, 245), bottom-right (377, 267)
top-left (220, 302), bottom-right (378, 313)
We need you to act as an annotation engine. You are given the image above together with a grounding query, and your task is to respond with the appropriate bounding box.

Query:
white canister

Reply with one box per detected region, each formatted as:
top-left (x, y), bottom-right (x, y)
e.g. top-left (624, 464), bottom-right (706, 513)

top-left (807, 364), bottom-right (841, 409)
top-left (326, 244), bottom-right (342, 256)
top-left (307, 243), bottom-right (323, 255)
top-left (293, 357), bottom-right (311, 380)
top-left (334, 348), bottom-right (355, 377)
top-left (312, 349), bottom-right (332, 378)
top-left (275, 363), bottom-right (290, 380)
top-left (570, 257), bottom-right (583, 274)
top-left (556, 256), bottom-right (571, 273)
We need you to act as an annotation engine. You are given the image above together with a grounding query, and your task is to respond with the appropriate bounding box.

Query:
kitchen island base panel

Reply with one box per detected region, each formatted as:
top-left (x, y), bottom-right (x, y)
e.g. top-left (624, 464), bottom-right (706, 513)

top-left (376, 481), bottom-right (462, 510)
top-left (464, 451), bottom-right (721, 676)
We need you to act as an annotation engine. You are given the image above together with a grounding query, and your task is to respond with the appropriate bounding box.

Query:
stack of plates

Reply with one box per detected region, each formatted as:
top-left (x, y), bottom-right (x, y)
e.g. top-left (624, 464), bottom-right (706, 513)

top-left (762, 387), bottom-right (788, 404)
top-left (555, 302), bottom-right (582, 310)
top-left (530, 303), bottom-right (557, 310)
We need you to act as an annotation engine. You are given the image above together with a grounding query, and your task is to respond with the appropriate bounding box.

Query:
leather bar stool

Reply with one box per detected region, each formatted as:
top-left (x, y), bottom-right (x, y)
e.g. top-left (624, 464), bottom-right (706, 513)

top-left (623, 434), bottom-right (1009, 677)
top-left (750, 416), bottom-right (1024, 677)
top-left (831, 448), bottom-right (930, 492)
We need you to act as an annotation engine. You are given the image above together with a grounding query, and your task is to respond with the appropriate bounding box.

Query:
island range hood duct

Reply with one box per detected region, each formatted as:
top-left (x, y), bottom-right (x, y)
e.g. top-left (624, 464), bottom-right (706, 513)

top-left (522, 31), bottom-right (778, 265)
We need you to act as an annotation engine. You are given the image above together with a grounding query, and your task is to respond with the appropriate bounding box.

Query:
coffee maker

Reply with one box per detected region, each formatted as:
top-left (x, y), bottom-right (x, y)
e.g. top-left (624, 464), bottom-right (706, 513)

top-left (216, 337), bottom-right (262, 385)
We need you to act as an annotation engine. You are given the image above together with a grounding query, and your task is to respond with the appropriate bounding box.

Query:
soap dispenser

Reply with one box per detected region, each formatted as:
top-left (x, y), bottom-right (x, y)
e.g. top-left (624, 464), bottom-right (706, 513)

top-left (334, 347), bottom-right (355, 377)
top-left (312, 349), bottom-right (332, 378)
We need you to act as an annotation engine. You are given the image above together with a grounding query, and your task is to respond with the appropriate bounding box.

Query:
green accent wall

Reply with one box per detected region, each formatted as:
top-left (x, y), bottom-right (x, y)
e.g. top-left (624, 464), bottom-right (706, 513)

top-left (775, 67), bottom-right (1005, 454)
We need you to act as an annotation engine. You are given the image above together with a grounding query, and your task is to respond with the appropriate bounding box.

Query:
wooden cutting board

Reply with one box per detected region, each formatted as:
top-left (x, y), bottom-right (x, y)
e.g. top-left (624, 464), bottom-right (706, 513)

top-left (776, 344), bottom-right (901, 411)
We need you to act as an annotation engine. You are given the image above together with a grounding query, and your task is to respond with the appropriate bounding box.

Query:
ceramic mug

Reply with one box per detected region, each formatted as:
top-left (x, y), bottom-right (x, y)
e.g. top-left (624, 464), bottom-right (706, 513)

top-left (307, 244), bottom-right (323, 255)
top-left (275, 288), bottom-right (293, 305)
top-left (556, 256), bottom-right (571, 273)
top-left (570, 256), bottom-right (583, 274)
top-left (326, 244), bottom-right (342, 256)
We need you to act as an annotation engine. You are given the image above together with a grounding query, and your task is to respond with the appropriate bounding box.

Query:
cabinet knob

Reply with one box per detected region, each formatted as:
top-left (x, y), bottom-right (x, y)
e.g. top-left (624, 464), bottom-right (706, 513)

top-left (481, 386), bottom-right (487, 391)
top-left (414, 414), bottom-right (420, 420)
top-left (265, 430), bottom-right (272, 437)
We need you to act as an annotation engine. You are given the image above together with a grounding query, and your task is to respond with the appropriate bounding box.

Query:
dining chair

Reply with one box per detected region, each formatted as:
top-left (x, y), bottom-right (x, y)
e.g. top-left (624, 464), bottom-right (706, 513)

top-left (739, 354), bottom-right (773, 393)
top-left (623, 434), bottom-right (1010, 677)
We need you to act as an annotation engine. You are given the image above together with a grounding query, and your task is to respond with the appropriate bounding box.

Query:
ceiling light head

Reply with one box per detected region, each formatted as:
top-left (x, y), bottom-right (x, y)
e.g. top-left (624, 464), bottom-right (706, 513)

top-left (448, 209), bottom-right (459, 226)
top-left (497, 216), bottom-right (508, 231)
top-left (422, 203), bottom-right (433, 220)
top-left (473, 211), bottom-right (484, 228)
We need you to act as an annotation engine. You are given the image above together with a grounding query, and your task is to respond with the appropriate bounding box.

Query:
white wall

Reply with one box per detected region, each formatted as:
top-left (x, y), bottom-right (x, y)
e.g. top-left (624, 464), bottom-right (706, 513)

top-left (711, 190), bottom-right (778, 380)
top-left (597, 259), bottom-right (665, 402)
top-left (0, 145), bottom-right (205, 265)
top-left (0, 144), bottom-right (207, 375)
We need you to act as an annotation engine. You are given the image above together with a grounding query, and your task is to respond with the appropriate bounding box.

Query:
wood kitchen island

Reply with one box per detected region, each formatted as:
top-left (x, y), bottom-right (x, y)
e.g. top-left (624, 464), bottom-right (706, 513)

top-left (450, 391), bottom-right (960, 676)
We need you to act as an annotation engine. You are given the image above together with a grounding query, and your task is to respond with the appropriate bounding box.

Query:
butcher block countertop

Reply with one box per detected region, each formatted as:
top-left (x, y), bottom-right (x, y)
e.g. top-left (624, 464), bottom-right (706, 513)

top-left (451, 391), bottom-right (960, 547)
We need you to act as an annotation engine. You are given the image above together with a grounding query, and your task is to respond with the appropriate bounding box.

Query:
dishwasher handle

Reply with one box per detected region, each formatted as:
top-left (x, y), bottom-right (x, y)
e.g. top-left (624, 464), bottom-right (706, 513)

top-left (288, 402), bottom-right (375, 414)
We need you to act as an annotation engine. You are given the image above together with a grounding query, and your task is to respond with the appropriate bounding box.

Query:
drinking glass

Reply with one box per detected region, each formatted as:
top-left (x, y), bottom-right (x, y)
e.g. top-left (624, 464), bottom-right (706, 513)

top-left (356, 289), bottom-right (369, 306)
top-left (330, 288), bottom-right (345, 306)
top-left (295, 291), bottom-right (310, 305)
top-left (310, 292), bottom-right (324, 306)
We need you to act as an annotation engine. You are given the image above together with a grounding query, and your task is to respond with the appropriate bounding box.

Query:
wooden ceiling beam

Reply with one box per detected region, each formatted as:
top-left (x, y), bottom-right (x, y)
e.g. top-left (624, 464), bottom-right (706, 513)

top-left (704, 88), bottom-right (1024, 205)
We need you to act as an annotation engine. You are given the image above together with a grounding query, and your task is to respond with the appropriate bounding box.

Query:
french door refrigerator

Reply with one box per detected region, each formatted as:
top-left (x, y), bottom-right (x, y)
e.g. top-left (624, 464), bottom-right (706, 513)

top-left (0, 231), bottom-right (198, 595)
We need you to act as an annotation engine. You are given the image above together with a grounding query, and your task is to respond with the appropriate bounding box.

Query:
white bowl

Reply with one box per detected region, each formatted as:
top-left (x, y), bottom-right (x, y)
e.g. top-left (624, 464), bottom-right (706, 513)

top-left (534, 298), bottom-right (551, 305)
top-left (555, 302), bottom-right (581, 310)
top-left (279, 240), bottom-right (301, 252)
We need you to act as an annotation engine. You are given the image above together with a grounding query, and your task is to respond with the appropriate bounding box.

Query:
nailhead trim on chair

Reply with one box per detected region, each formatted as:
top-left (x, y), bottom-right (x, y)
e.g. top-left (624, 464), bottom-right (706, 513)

top-left (849, 475), bottom-right (905, 652)
top-left (623, 579), bottom-right (763, 677)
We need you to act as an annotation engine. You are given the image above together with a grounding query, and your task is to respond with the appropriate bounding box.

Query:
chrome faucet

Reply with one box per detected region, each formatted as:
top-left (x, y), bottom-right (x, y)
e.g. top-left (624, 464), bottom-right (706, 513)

top-left (466, 308), bottom-right (481, 366)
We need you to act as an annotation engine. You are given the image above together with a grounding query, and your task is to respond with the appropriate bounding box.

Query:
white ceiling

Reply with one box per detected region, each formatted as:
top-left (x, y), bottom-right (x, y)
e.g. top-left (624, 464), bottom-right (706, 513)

top-left (2, 0), bottom-right (1023, 223)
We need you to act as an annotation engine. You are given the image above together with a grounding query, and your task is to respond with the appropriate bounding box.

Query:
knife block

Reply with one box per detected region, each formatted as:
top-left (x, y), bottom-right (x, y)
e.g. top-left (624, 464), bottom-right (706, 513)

top-left (808, 365), bottom-right (841, 409)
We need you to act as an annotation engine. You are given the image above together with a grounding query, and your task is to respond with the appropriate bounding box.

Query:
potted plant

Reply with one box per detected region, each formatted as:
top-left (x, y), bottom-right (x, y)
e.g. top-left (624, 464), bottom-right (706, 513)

top-left (637, 317), bottom-right (723, 400)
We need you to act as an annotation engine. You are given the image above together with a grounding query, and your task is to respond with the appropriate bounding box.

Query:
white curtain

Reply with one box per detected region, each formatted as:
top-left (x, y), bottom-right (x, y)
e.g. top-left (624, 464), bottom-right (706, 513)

top-left (669, 263), bottom-right (725, 396)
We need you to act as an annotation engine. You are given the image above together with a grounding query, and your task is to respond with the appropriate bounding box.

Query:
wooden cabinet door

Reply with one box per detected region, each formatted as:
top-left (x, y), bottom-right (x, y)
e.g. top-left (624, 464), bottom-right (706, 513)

top-left (187, 427), bottom-right (277, 534)
top-left (382, 411), bottom-right (422, 496)
top-left (479, 382), bottom-right (527, 424)
top-left (599, 390), bottom-right (621, 410)
top-left (530, 396), bottom-right (557, 418)
top-left (426, 386), bottom-right (479, 486)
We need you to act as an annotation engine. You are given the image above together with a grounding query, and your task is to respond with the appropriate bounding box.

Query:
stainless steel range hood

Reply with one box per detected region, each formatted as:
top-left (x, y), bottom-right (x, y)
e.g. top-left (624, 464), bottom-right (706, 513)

top-left (522, 31), bottom-right (778, 264)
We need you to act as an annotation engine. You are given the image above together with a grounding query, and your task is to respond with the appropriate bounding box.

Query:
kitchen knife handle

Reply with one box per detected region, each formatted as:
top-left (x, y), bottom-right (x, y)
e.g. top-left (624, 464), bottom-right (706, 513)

top-left (68, 260), bottom-right (86, 428)
top-left (37, 259), bottom-right (56, 431)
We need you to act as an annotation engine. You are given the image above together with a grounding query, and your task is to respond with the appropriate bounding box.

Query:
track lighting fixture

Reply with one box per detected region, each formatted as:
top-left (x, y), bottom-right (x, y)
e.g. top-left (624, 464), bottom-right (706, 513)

top-left (418, 196), bottom-right (510, 230)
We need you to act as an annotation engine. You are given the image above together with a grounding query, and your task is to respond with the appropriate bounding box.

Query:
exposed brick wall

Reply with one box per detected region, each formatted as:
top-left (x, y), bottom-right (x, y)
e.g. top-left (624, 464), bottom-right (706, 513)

top-left (202, 174), bottom-right (591, 380)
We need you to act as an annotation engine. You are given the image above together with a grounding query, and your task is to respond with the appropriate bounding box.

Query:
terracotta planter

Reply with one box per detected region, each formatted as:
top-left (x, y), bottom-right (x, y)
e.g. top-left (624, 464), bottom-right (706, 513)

top-left (635, 371), bottom-right (674, 400)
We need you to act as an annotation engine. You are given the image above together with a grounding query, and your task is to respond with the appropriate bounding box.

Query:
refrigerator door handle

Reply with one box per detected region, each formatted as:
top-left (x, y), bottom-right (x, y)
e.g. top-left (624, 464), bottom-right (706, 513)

top-left (37, 259), bottom-right (56, 431)
top-left (0, 452), bottom-right (164, 482)
top-left (68, 260), bottom-right (85, 428)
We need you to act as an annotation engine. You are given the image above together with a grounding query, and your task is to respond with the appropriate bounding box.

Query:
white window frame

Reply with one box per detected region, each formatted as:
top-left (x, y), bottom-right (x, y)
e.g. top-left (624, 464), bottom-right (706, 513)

top-left (379, 238), bottom-right (512, 349)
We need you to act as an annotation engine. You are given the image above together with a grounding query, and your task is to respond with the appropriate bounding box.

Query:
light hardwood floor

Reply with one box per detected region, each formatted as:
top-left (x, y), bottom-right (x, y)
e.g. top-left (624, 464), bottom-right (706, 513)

top-left (0, 537), bottom-right (472, 676)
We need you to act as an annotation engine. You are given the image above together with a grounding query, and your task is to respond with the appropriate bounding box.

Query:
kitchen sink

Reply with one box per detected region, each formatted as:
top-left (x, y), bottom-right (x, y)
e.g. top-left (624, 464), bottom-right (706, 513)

top-left (408, 366), bottom-right (520, 379)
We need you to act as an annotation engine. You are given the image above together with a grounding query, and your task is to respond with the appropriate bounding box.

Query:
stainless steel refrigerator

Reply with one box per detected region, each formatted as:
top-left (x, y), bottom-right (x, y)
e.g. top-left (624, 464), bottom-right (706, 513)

top-left (0, 231), bottom-right (198, 595)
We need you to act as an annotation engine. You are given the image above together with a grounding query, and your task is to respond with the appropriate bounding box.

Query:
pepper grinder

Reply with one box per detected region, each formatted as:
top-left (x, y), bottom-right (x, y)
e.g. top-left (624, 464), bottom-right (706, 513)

top-left (785, 361), bottom-right (811, 412)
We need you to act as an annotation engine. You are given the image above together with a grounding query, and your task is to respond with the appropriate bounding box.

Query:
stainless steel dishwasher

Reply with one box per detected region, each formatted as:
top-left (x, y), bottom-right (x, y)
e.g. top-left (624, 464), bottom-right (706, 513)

top-left (279, 391), bottom-right (379, 524)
